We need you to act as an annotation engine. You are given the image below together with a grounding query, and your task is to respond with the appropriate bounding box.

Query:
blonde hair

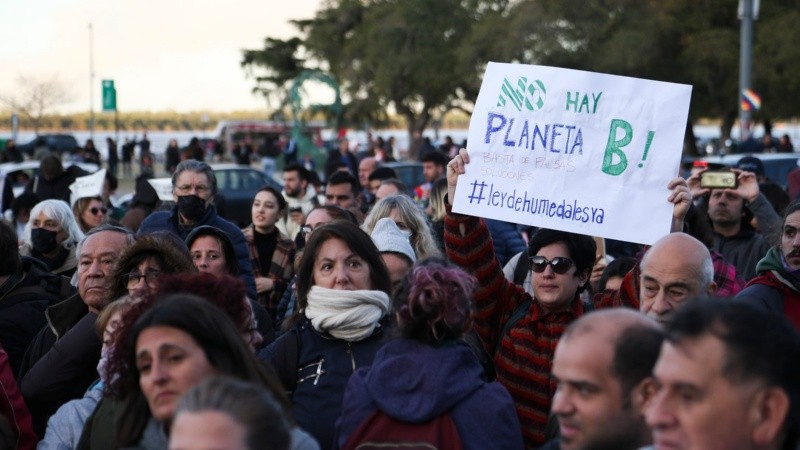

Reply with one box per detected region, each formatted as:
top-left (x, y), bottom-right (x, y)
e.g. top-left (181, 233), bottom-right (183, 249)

top-left (362, 195), bottom-right (441, 260)
top-left (428, 178), bottom-right (448, 222)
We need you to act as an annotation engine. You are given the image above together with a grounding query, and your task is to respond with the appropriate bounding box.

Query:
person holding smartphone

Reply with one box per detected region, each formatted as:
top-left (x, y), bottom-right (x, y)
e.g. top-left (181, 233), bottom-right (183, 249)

top-left (688, 166), bottom-right (780, 280)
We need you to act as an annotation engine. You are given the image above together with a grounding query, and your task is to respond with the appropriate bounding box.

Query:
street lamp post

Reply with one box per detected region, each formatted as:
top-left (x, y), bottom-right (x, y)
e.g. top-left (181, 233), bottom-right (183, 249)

top-left (89, 23), bottom-right (95, 140)
top-left (739, 0), bottom-right (755, 141)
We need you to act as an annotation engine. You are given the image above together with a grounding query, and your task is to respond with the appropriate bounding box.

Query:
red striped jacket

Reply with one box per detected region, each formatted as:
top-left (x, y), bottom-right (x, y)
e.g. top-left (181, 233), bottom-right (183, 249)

top-left (444, 210), bottom-right (623, 448)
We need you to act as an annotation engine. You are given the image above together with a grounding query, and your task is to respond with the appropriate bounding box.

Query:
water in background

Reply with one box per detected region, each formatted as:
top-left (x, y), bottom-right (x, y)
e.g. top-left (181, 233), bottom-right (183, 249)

top-left (3, 123), bottom-right (799, 160)
top-left (0, 128), bottom-right (471, 161)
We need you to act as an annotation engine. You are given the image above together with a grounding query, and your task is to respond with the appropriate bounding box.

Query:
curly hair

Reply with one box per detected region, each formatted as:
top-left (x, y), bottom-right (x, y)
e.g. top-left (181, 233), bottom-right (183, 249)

top-left (392, 258), bottom-right (475, 345)
top-left (107, 233), bottom-right (196, 302)
top-left (362, 194), bottom-right (441, 260)
top-left (105, 273), bottom-right (252, 394)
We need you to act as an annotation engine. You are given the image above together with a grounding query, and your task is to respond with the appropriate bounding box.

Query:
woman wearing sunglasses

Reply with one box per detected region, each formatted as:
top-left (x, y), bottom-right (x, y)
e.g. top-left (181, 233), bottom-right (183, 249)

top-left (73, 196), bottom-right (107, 234)
top-left (443, 149), bottom-right (625, 449)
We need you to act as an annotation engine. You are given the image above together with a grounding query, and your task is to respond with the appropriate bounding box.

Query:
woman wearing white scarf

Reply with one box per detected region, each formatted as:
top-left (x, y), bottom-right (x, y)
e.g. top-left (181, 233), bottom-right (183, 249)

top-left (258, 220), bottom-right (392, 449)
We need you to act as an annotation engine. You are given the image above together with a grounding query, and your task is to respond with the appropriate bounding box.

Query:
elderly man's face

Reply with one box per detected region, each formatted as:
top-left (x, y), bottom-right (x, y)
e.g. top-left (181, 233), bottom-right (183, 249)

top-left (78, 231), bottom-right (131, 313)
top-left (640, 254), bottom-right (706, 326)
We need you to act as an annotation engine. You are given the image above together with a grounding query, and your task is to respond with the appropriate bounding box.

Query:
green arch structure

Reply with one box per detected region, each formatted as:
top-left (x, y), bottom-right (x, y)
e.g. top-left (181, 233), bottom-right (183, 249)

top-left (289, 70), bottom-right (342, 165)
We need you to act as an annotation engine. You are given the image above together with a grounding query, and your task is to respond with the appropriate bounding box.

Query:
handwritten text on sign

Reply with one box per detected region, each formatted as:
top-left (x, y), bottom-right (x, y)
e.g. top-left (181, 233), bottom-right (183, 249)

top-left (452, 63), bottom-right (692, 245)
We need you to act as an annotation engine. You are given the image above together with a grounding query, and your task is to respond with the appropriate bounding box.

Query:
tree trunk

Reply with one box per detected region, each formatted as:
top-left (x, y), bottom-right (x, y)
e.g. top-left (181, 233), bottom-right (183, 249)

top-left (683, 119), bottom-right (698, 156)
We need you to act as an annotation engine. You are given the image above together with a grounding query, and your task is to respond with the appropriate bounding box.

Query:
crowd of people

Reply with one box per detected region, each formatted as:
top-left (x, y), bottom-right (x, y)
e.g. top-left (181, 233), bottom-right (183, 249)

top-left (0, 131), bottom-right (796, 450)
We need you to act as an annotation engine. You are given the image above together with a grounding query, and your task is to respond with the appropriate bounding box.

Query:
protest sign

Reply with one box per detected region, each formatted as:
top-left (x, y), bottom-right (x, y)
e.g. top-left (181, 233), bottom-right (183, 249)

top-left (69, 169), bottom-right (106, 206)
top-left (147, 178), bottom-right (174, 202)
top-left (452, 62), bottom-right (692, 245)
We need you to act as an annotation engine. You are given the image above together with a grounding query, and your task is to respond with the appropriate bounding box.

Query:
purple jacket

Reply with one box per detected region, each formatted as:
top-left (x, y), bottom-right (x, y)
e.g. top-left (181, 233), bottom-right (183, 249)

top-left (334, 338), bottom-right (524, 450)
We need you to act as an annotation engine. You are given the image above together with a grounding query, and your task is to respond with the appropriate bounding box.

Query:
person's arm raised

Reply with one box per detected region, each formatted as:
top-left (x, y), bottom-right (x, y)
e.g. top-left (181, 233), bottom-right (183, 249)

top-left (446, 148), bottom-right (470, 235)
top-left (668, 177), bottom-right (691, 233)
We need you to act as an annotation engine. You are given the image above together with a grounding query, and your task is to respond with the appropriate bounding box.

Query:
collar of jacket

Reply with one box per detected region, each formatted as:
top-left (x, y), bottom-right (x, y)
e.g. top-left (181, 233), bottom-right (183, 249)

top-left (45, 293), bottom-right (88, 340)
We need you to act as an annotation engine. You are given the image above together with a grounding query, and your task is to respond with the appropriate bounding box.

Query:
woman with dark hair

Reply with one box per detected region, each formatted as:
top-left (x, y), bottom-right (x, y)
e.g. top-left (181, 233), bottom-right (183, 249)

top-left (335, 258), bottom-right (523, 449)
top-left (243, 186), bottom-right (295, 318)
top-left (273, 204), bottom-right (360, 329)
top-left (186, 225), bottom-right (239, 277)
top-left (259, 221), bottom-right (391, 449)
top-left (105, 294), bottom-right (317, 449)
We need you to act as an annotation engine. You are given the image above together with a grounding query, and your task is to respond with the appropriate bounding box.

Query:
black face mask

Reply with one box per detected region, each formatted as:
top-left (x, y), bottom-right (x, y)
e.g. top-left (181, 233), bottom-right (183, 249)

top-left (177, 195), bottom-right (207, 222)
top-left (31, 228), bottom-right (60, 254)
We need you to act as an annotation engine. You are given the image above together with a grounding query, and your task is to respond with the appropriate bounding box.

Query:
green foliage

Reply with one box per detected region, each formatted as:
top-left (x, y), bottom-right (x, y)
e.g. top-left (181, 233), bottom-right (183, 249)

top-left (240, 0), bottom-right (799, 151)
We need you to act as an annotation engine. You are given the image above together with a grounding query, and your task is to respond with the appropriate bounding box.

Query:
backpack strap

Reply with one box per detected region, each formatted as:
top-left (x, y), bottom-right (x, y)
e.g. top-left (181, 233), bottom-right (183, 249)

top-left (736, 283), bottom-right (784, 315)
top-left (512, 253), bottom-right (530, 286)
top-left (493, 298), bottom-right (531, 356)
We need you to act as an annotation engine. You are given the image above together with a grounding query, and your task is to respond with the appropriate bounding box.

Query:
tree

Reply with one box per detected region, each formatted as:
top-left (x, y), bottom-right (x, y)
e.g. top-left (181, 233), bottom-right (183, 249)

top-left (243, 0), bottom-right (507, 157)
top-left (245, 0), bottom-right (800, 156)
top-left (0, 74), bottom-right (72, 133)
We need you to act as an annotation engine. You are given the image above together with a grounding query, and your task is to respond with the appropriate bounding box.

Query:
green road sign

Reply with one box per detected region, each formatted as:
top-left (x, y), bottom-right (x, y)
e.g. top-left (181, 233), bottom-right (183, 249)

top-left (102, 79), bottom-right (116, 111)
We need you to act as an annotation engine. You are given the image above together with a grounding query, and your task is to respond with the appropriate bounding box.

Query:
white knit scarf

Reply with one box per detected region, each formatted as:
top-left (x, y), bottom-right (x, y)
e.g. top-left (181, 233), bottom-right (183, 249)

top-left (304, 286), bottom-right (390, 342)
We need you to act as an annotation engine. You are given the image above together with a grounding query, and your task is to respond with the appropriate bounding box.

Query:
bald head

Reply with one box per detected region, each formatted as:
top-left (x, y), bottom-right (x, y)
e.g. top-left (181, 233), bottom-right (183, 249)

top-left (639, 233), bottom-right (716, 325)
top-left (358, 157), bottom-right (378, 188)
top-left (564, 309), bottom-right (658, 342)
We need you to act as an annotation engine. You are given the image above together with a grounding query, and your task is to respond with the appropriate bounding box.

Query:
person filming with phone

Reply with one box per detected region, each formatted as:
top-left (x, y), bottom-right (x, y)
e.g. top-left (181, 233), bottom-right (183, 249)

top-left (688, 161), bottom-right (780, 281)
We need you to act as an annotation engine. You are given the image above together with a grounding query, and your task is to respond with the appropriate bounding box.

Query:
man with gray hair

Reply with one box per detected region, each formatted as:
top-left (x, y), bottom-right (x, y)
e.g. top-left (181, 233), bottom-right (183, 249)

top-left (138, 159), bottom-right (257, 298)
top-left (19, 224), bottom-right (134, 437)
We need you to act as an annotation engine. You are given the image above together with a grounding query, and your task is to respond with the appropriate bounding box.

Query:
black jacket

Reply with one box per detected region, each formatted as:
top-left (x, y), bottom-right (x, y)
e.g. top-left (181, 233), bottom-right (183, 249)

top-left (23, 165), bottom-right (90, 203)
top-left (19, 294), bottom-right (101, 438)
top-left (0, 257), bottom-right (73, 377)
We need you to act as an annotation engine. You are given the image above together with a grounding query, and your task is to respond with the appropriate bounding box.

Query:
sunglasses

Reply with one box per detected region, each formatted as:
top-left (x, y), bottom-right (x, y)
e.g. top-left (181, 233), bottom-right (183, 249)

top-left (529, 256), bottom-right (574, 274)
top-left (89, 207), bottom-right (108, 216)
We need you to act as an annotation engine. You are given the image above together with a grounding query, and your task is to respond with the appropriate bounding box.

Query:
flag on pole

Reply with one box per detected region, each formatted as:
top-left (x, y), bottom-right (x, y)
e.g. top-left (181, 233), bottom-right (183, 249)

top-left (741, 88), bottom-right (761, 111)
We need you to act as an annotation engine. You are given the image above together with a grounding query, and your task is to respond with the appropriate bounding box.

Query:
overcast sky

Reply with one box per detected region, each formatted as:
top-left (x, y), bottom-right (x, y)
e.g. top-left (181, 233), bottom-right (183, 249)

top-left (0, 0), bottom-right (322, 113)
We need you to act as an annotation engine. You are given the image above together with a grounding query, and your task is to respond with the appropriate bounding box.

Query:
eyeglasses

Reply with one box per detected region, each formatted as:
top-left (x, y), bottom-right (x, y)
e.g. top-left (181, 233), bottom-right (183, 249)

top-left (89, 207), bottom-right (108, 216)
top-left (123, 270), bottom-right (162, 288)
top-left (301, 225), bottom-right (314, 237)
top-left (175, 184), bottom-right (210, 195)
top-left (529, 256), bottom-right (574, 274)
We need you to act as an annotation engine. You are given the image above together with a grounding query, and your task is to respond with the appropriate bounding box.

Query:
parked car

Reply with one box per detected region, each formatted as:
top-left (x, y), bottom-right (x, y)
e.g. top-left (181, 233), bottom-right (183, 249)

top-left (210, 163), bottom-right (283, 227)
top-left (16, 134), bottom-right (81, 157)
top-left (694, 153), bottom-right (799, 190)
top-left (383, 161), bottom-right (425, 191)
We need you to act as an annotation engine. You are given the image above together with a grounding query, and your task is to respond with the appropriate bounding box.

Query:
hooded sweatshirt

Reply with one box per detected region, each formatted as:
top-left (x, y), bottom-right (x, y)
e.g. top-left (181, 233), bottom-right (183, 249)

top-left (738, 246), bottom-right (800, 330)
top-left (334, 338), bottom-right (524, 450)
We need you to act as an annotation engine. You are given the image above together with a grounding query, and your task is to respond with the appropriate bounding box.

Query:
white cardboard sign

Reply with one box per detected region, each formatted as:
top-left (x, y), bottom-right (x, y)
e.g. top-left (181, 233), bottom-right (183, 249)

top-left (147, 178), bottom-right (174, 202)
top-left (69, 169), bottom-right (106, 206)
top-left (452, 62), bottom-right (692, 245)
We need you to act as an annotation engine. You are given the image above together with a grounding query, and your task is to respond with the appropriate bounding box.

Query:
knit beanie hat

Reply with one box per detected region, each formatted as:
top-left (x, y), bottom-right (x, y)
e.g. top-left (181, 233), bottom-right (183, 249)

top-left (370, 217), bottom-right (416, 264)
